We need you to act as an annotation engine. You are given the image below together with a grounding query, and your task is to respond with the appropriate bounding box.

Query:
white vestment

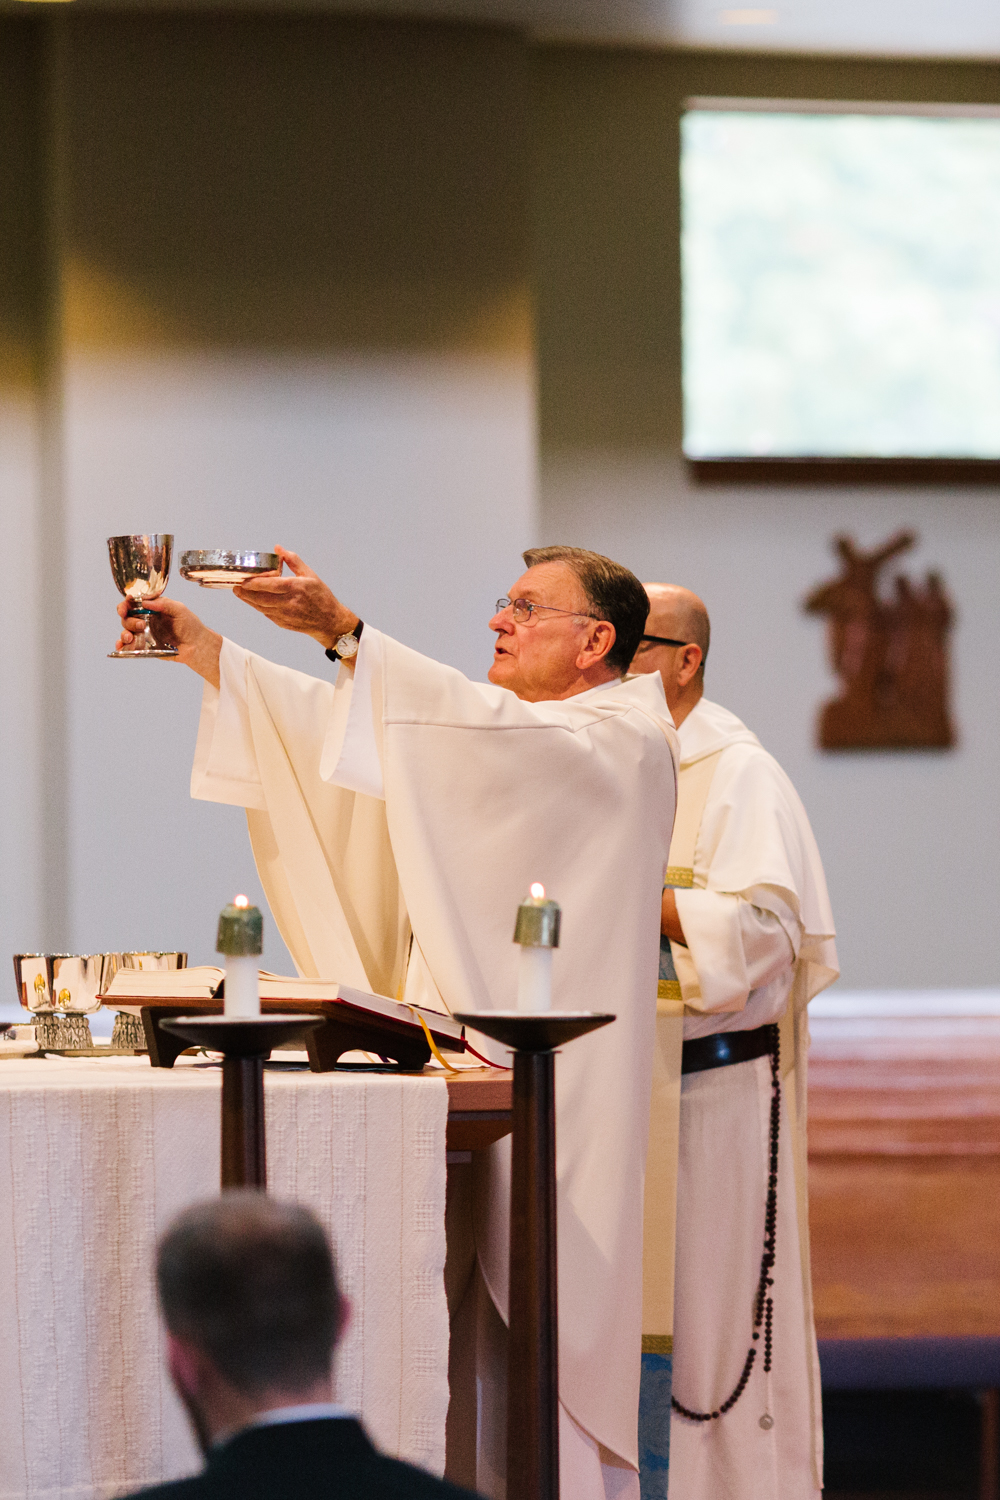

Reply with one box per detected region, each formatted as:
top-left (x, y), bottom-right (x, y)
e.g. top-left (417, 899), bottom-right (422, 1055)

top-left (664, 698), bottom-right (838, 1500)
top-left (190, 628), bottom-right (679, 1495)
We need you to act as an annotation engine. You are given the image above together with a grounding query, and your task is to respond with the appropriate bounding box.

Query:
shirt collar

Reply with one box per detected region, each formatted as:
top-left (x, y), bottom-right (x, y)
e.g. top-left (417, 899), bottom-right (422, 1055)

top-left (214, 1402), bottom-right (354, 1450)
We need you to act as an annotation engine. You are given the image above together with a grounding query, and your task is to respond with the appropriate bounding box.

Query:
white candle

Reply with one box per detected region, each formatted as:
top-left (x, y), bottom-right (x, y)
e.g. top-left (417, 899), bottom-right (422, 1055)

top-left (224, 954), bottom-right (260, 1018)
top-left (217, 893), bottom-right (263, 1019)
top-left (514, 882), bottom-right (560, 1013)
top-left (517, 945), bottom-right (553, 1013)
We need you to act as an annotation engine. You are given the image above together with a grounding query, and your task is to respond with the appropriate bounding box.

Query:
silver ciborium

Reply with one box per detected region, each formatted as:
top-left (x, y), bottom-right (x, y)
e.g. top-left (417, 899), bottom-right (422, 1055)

top-left (107, 534), bottom-right (178, 658)
top-left (12, 953), bottom-right (106, 1051)
top-left (102, 951), bottom-right (187, 1050)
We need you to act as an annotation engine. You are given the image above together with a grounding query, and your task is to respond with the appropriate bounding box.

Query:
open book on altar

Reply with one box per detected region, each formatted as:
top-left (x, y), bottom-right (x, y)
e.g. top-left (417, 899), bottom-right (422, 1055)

top-left (101, 967), bottom-right (466, 1047)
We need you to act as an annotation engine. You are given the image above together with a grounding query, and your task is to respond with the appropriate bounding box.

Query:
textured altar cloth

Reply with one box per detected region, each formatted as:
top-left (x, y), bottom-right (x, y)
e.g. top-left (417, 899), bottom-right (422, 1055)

top-left (0, 1056), bottom-right (449, 1500)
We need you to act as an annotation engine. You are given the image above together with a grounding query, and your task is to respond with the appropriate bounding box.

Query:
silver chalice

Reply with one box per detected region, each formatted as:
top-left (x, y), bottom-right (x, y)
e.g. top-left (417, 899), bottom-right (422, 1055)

top-left (102, 951), bottom-right (187, 1050)
top-left (12, 953), bottom-right (106, 1051)
top-left (108, 534), bottom-right (178, 658)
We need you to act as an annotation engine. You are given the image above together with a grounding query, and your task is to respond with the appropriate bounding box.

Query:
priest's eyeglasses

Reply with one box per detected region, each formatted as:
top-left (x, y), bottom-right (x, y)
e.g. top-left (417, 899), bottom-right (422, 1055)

top-left (496, 597), bottom-right (601, 625)
top-left (639, 634), bottom-right (688, 648)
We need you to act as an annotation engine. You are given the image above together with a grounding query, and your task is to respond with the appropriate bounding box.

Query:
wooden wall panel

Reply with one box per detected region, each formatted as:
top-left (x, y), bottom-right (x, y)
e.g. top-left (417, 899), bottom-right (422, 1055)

top-left (808, 1021), bottom-right (1000, 1341)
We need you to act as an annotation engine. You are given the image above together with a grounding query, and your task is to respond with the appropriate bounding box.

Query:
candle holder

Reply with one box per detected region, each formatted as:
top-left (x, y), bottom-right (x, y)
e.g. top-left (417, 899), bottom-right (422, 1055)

top-left (452, 1009), bottom-right (615, 1500)
top-left (160, 1014), bottom-right (320, 1189)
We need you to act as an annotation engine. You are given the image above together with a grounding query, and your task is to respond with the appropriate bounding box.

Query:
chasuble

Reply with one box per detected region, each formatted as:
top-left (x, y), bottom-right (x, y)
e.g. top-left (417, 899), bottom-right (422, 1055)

top-left (645, 698), bottom-right (837, 1500)
top-left (191, 628), bottom-right (679, 1479)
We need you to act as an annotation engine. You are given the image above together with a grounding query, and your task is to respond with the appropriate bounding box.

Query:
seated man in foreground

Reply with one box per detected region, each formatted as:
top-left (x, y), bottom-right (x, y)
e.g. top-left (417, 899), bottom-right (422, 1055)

top-left (116, 545), bottom-right (679, 1500)
top-left (127, 1193), bottom-right (479, 1500)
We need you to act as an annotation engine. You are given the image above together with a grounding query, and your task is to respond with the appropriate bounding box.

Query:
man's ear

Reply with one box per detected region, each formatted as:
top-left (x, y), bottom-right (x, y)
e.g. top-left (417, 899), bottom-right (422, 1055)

top-left (578, 620), bottom-right (616, 669)
top-left (677, 643), bottom-right (704, 686)
top-left (167, 1331), bottom-right (205, 1403)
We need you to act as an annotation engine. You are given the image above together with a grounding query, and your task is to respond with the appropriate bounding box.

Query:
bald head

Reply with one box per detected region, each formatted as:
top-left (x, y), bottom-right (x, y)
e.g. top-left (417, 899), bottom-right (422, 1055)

top-left (630, 584), bottom-right (710, 727)
top-left (643, 584), bottom-right (710, 666)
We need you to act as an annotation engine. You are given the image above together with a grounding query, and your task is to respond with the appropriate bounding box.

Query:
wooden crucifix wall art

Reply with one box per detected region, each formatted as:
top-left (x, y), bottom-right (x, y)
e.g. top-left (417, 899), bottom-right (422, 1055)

top-left (804, 530), bottom-right (956, 751)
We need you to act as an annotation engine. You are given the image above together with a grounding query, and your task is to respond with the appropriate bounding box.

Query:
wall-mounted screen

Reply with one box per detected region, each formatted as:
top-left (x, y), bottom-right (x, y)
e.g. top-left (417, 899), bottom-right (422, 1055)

top-left (682, 101), bottom-right (1000, 459)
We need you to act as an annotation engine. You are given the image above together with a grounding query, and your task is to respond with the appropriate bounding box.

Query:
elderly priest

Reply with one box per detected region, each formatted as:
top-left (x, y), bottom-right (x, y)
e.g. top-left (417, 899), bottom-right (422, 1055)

top-left (630, 584), bottom-right (838, 1500)
top-left (117, 545), bottom-right (679, 1500)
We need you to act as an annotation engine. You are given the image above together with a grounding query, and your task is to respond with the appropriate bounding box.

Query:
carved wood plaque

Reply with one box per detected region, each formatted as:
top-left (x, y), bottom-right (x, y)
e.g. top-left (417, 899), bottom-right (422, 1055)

top-left (804, 531), bottom-right (955, 751)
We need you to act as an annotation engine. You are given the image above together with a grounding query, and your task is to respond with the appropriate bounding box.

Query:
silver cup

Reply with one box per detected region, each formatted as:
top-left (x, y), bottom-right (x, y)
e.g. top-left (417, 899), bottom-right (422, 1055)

top-left (102, 951), bottom-right (188, 986)
top-left (13, 953), bottom-right (107, 1015)
top-left (107, 534), bottom-right (178, 658)
top-left (12, 954), bottom-right (107, 1052)
top-left (103, 951), bottom-right (188, 1050)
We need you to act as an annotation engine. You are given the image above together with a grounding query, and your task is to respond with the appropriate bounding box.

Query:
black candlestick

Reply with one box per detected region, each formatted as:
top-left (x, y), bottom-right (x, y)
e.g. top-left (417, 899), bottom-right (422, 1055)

top-left (452, 1010), bottom-right (615, 1500)
top-left (161, 1015), bottom-right (320, 1189)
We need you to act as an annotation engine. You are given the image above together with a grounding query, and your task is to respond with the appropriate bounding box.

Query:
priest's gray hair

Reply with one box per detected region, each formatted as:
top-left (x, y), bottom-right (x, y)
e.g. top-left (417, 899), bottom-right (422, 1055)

top-left (523, 546), bottom-right (650, 674)
top-left (157, 1192), bottom-right (341, 1395)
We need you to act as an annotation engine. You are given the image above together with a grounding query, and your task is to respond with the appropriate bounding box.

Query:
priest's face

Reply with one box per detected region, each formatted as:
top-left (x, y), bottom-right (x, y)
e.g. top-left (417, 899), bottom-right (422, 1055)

top-left (488, 563), bottom-right (605, 701)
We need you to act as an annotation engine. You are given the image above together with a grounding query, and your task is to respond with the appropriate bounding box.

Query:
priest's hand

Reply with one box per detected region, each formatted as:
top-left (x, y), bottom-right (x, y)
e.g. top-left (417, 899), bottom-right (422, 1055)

top-left (115, 598), bottom-right (223, 688)
top-left (232, 546), bottom-right (359, 651)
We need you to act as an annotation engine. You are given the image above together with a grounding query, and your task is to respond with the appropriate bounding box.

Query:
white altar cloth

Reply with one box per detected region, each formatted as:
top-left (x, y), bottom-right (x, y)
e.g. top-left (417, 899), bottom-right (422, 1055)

top-left (0, 1056), bottom-right (449, 1500)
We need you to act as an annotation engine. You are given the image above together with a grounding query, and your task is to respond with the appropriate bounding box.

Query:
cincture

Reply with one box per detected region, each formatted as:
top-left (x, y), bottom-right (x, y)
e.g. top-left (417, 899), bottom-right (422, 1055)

top-left (680, 1023), bottom-right (775, 1075)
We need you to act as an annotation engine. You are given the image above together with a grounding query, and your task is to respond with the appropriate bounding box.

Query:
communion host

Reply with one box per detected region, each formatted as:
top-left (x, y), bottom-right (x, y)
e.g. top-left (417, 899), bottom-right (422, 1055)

top-left (126, 1193), bottom-right (480, 1500)
top-left (117, 545), bottom-right (679, 1500)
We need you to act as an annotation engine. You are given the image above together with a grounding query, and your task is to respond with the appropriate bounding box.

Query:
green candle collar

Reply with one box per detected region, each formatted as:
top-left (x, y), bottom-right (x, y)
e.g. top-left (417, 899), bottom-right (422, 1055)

top-left (216, 902), bottom-right (263, 957)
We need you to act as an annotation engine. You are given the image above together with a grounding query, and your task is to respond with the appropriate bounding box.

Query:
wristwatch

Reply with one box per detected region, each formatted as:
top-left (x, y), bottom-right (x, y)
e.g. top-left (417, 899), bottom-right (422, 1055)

top-left (325, 620), bottom-right (364, 663)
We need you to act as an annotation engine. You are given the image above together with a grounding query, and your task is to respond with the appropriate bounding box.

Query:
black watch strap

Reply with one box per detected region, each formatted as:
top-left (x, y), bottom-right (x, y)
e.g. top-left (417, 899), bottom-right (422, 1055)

top-left (325, 619), bottom-right (364, 663)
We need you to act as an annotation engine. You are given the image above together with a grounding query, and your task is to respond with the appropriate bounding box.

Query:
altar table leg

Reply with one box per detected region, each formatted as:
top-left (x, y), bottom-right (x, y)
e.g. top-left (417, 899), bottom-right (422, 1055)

top-left (221, 1056), bottom-right (266, 1189)
top-left (507, 1049), bottom-right (559, 1500)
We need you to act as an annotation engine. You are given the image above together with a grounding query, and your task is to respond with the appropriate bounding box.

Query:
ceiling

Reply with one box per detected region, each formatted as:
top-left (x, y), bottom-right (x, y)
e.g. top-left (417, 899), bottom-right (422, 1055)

top-left (345, 0), bottom-right (1000, 58)
top-left (7, 0), bottom-right (1000, 60)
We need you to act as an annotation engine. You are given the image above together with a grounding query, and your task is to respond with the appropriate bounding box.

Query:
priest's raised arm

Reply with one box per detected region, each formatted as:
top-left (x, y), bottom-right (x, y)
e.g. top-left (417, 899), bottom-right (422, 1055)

top-left (116, 546), bottom-right (680, 1500)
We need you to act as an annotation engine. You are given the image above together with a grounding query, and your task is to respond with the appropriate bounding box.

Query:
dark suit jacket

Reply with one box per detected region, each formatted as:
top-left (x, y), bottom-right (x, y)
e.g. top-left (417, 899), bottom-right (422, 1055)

top-left (123, 1418), bottom-right (482, 1500)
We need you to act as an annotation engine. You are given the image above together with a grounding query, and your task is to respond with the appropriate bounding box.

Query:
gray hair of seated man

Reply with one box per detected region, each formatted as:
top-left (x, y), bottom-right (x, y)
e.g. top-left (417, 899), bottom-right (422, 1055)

top-left (157, 1192), bottom-right (340, 1396)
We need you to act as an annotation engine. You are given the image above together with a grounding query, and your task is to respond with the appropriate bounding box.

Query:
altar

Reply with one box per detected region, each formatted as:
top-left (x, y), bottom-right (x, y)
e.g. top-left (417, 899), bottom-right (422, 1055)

top-left (0, 1054), bottom-right (494, 1500)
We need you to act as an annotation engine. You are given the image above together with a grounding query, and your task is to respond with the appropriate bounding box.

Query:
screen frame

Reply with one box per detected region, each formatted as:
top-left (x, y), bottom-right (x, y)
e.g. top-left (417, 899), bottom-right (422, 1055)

top-left (682, 97), bottom-right (1000, 484)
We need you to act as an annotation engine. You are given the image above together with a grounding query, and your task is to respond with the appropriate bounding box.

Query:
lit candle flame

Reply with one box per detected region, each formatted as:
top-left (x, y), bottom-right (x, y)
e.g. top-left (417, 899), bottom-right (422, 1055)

top-left (233, 893), bottom-right (250, 909)
top-left (530, 882), bottom-right (545, 900)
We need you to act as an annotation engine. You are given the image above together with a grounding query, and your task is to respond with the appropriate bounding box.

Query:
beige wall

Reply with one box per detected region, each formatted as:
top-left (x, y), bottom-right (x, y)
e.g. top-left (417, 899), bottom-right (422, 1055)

top-left (3, 14), bottom-right (536, 972)
top-left (3, 19), bottom-right (998, 989)
top-left (533, 48), bottom-right (1000, 989)
top-left (0, 20), bottom-right (47, 960)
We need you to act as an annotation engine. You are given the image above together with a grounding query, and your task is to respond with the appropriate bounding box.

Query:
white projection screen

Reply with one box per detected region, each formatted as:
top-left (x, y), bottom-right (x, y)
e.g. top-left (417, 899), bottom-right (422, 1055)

top-left (681, 100), bottom-right (1000, 459)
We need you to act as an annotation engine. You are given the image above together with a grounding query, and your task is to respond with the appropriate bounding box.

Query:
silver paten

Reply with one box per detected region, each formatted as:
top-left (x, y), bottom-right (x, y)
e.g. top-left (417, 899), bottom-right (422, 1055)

top-left (179, 550), bottom-right (281, 588)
